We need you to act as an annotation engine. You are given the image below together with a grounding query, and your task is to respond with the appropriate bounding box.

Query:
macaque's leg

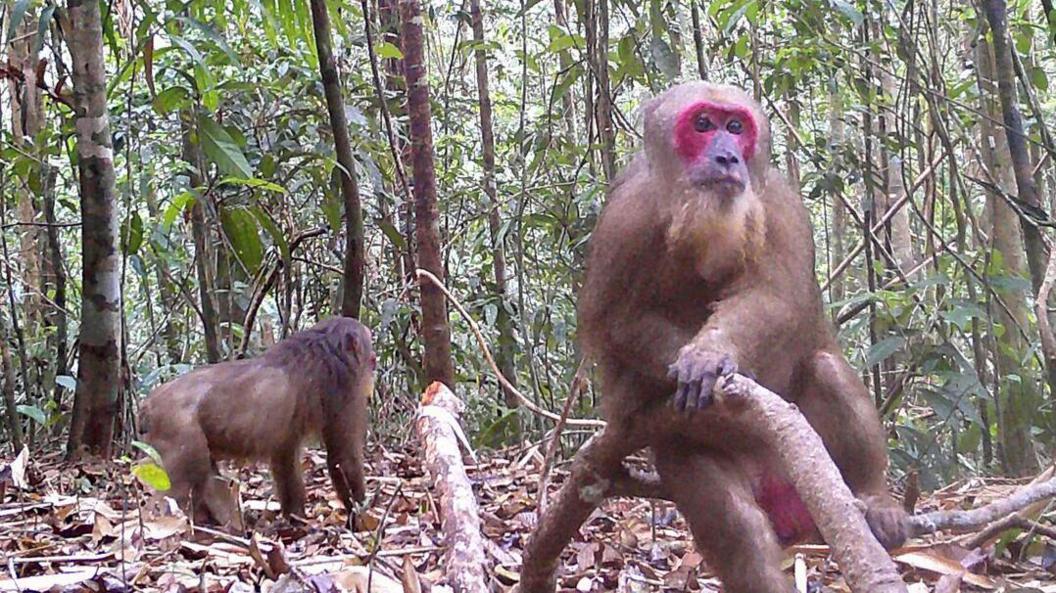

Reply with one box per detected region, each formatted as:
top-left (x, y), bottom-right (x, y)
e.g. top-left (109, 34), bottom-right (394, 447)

top-left (654, 445), bottom-right (789, 593)
top-left (270, 446), bottom-right (307, 517)
top-left (199, 471), bottom-right (242, 530)
top-left (796, 350), bottom-right (907, 548)
top-left (323, 416), bottom-right (366, 511)
top-left (520, 424), bottom-right (642, 593)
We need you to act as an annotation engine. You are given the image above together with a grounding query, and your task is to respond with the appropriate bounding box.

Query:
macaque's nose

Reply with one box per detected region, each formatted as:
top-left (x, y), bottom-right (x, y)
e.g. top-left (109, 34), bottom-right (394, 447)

top-left (705, 133), bottom-right (743, 171)
top-left (714, 150), bottom-right (740, 168)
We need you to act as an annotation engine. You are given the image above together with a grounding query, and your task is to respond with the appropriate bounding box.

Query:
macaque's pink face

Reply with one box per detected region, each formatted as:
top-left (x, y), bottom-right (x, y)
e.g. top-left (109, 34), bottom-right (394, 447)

top-left (673, 101), bottom-right (758, 196)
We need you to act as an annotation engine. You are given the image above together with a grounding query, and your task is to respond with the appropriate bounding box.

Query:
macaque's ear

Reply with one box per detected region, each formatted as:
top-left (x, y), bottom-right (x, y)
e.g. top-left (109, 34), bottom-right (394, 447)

top-left (344, 331), bottom-right (360, 355)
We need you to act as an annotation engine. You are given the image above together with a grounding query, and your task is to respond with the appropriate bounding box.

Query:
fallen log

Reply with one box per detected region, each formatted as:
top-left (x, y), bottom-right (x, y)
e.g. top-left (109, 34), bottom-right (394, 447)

top-left (415, 382), bottom-right (488, 593)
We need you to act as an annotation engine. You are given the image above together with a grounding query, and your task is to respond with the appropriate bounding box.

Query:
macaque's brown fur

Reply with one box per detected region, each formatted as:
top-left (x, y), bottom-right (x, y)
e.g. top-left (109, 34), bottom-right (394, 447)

top-left (573, 82), bottom-right (906, 591)
top-left (140, 317), bottom-right (374, 527)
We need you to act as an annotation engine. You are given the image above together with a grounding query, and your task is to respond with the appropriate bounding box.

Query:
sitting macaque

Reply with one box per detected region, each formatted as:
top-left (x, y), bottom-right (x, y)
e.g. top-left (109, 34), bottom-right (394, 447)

top-left (526, 82), bottom-right (907, 593)
top-left (140, 317), bottom-right (375, 527)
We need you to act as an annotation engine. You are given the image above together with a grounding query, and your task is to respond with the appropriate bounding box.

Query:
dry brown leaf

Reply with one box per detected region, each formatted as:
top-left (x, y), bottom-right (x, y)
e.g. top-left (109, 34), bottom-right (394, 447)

top-left (894, 551), bottom-right (995, 589)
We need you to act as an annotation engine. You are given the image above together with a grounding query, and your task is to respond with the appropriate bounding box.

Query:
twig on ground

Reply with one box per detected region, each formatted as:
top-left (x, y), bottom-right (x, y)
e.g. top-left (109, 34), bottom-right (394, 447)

top-left (908, 474), bottom-right (1056, 538)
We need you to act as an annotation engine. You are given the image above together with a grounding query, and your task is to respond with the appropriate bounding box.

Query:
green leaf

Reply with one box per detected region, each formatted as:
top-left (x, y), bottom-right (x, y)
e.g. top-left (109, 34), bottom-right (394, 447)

top-left (1031, 66), bottom-right (1049, 92)
top-left (33, 5), bottom-right (56, 55)
top-left (251, 205), bottom-right (290, 265)
top-left (219, 177), bottom-right (287, 193)
top-left (377, 218), bottom-right (407, 250)
top-left (864, 336), bottom-right (905, 368)
top-left (132, 462), bottom-right (172, 492)
top-left (197, 114), bottom-right (252, 178)
top-left (830, 0), bottom-right (864, 26)
top-left (123, 211), bottom-right (144, 256)
top-left (162, 191), bottom-right (197, 230)
top-left (152, 87), bottom-right (190, 115)
top-left (650, 36), bottom-right (679, 79)
top-left (6, 0), bottom-right (30, 43)
top-left (131, 440), bottom-right (164, 465)
top-left (376, 41), bottom-right (404, 59)
top-left (220, 205), bottom-right (264, 273)
top-left (16, 405), bottom-right (46, 426)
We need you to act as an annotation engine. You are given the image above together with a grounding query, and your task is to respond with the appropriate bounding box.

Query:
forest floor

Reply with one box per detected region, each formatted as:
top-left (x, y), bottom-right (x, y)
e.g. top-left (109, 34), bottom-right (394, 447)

top-left (1, 446), bottom-right (1056, 593)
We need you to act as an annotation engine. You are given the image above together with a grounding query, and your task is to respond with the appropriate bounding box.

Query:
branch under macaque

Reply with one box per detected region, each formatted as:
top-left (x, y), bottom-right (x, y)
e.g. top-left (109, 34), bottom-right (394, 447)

top-left (908, 474), bottom-right (1056, 538)
top-left (708, 374), bottom-right (908, 593)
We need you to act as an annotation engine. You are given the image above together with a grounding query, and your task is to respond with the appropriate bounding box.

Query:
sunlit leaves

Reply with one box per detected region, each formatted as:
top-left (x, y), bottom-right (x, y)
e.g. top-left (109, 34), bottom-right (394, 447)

top-left (219, 205), bottom-right (264, 273)
top-left (197, 114), bottom-right (253, 178)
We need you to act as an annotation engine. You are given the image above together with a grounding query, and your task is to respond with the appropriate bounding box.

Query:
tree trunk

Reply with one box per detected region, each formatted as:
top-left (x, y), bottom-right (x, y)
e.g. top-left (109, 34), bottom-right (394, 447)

top-left (379, 0), bottom-right (417, 286)
top-left (974, 27), bottom-right (1040, 476)
top-left (690, 0), bottom-right (707, 80)
top-left (595, 0), bottom-right (615, 180)
top-left (66, 0), bottom-right (123, 459)
top-left (182, 115), bottom-right (222, 363)
top-left (0, 311), bottom-right (24, 452)
top-left (828, 89), bottom-right (849, 305)
top-left (470, 0), bottom-right (519, 407)
top-left (7, 14), bottom-right (44, 324)
top-left (981, 0), bottom-right (1049, 294)
top-left (310, 0), bottom-right (365, 319)
top-left (41, 169), bottom-right (68, 405)
top-left (400, 0), bottom-right (455, 387)
top-left (553, 0), bottom-right (577, 141)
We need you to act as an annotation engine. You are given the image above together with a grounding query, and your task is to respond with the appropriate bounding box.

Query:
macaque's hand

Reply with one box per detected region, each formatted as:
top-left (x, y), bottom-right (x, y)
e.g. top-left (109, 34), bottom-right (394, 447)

top-left (668, 346), bottom-right (737, 412)
top-left (861, 494), bottom-right (909, 550)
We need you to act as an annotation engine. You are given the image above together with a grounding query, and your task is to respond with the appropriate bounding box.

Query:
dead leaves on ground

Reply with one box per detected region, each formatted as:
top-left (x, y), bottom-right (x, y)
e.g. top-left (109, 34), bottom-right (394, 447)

top-left (2, 448), bottom-right (1056, 592)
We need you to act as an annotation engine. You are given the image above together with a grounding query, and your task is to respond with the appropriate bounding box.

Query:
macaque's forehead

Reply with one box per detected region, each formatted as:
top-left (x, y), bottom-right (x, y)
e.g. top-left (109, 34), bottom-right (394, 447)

top-left (646, 83), bottom-right (765, 137)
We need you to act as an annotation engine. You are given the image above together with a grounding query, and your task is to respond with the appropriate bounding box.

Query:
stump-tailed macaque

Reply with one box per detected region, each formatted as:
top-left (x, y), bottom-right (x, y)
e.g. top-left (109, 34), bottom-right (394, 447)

top-left (527, 82), bottom-right (906, 593)
top-left (140, 317), bottom-right (375, 527)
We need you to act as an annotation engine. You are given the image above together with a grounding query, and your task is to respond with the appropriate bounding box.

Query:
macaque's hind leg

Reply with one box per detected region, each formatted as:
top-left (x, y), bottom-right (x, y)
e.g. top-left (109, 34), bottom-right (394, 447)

top-left (520, 425), bottom-right (640, 593)
top-left (270, 445), bottom-right (307, 518)
top-left (654, 445), bottom-right (789, 593)
top-left (795, 350), bottom-right (907, 549)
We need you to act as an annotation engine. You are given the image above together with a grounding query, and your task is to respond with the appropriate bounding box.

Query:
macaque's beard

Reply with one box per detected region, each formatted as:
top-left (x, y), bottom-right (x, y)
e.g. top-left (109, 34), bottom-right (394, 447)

top-left (665, 186), bottom-right (766, 280)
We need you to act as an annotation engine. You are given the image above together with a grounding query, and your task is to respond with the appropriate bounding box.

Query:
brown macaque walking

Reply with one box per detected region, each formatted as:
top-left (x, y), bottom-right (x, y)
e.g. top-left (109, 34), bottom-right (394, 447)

top-left (140, 317), bottom-right (375, 528)
top-left (523, 82), bottom-right (906, 593)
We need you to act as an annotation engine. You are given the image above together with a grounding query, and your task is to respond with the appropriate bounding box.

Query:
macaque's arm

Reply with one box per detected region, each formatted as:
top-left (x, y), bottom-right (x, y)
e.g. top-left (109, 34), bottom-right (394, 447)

top-left (593, 307), bottom-right (696, 382)
top-left (688, 286), bottom-right (799, 366)
top-left (670, 286), bottom-right (801, 411)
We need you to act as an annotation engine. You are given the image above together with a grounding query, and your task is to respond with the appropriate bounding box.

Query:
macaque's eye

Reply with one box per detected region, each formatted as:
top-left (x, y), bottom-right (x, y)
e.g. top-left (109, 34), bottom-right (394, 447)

top-left (694, 114), bottom-right (716, 133)
top-left (727, 118), bottom-right (744, 134)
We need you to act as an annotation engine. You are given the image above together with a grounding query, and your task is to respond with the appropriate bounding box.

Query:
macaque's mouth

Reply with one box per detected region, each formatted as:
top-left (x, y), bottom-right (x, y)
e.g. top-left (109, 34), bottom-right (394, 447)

top-left (697, 175), bottom-right (747, 192)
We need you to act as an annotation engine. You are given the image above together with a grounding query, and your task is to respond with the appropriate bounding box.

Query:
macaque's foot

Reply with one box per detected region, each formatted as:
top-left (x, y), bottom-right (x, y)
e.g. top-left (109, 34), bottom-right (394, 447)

top-left (668, 347), bottom-right (737, 412)
top-left (861, 495), bottom-right (909, 550)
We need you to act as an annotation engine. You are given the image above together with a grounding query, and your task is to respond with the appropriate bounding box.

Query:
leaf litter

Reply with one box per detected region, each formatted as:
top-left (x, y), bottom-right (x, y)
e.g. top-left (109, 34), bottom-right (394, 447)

top-left (3, 448), bottom-right (1056, 592)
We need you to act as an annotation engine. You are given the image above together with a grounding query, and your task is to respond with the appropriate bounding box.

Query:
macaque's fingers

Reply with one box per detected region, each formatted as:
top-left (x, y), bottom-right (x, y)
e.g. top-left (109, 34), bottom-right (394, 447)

top-left (692, 371), bottom-right (717, 411)
top-left (862, 496), bottom-right (909, 550)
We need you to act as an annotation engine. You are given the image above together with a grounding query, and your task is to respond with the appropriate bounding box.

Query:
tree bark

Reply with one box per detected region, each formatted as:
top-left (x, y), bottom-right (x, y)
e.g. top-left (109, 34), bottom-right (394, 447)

top-left (415, 383), bottom-right (488, 593)
top-left (182, 115), bottom-right (222, 363)
top-left (982, 0), bottom-right (1049, 295)
top-left (690, 0), bottom-right (707, 80)
top-left (379, 0), bottom-right (417, 286)
top-left (595, 0), bottom-right (615, 181)
top-left (400, 0), bottom-right (455, 387)
top-left (310, 0), bottom-right (365, 319)
top-left (974, 30), bottom-right (1040, 476)
top-left (0, 312), bottom-right (24, 451)
top-left (7, 14), bottom-right (44, 324)
top-left (470, 0), bottom-right (518, 407)
top-left (66, 0), bottom-right (123, 459)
